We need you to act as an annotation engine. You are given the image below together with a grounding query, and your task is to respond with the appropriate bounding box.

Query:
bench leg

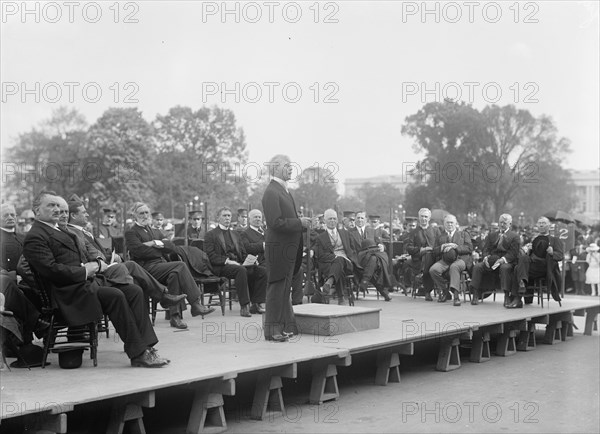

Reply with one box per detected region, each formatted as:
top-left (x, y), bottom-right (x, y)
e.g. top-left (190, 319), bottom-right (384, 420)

top-left (517, 323), bottom-right (536, 351)
top-left (107, 392), bottom-right (154, 434)
top-left (496, 330), bottom-right (518, 356)
top-left (187, 378), bottom-right (235, 434)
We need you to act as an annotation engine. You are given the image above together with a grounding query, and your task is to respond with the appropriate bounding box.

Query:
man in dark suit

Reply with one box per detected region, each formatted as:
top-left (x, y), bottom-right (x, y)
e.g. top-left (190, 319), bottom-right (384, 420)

top-left (1, 203), bottom-right (26, 274)
top-left (96, 207), bottom-right (121, 254)
top-left (262, 155), bottom-right (311, 340)
top-left (350, 211), bottom-right (377, 246)
top-left (429, 214), bottom-right (472, 306)
top-left (240, 209), bottom-right (266, 266)
top-left (508, 216), bottom-right (563, 308)
top-left (470, 213), bottom-right (520, 306)
top-left (405, 208), bottom-right (439, 300)
top-left (204, 207), bottom-right (267, 317)
top-left (314, 209), bottom-right (361, 305)
top-left (125, 202), bottom-right (214, 329)
top-left (23, 191), bottom-right (168, 367)
top-left (65, 199), bottom-right (186, 312)
top-left (234, 208), bottom-right (249, 231)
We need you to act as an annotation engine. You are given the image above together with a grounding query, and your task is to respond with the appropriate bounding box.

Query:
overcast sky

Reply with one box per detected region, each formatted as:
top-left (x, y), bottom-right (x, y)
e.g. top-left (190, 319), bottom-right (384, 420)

top-left (1, 1), bottom-right (598, 193)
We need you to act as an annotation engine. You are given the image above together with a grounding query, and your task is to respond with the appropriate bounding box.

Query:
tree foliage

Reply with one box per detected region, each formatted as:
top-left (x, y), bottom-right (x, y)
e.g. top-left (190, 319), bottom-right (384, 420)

top-left (402, 102), bottom-right (575, 222)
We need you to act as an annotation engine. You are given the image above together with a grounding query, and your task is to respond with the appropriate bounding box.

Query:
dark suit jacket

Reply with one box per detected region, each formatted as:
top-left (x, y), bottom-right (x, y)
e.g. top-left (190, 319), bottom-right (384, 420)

top-left (23, 220), bottom-right (104, 326)
top-left (349, 226), bottom-right (376, 247)
top-left (314, 229), bottom-right (360, 278)
top-left (433, 229), bottom-right (473, 267)
top-left (204, 227), bottom-right (247, 272)
top-left (406, 225), bottom-right (439, 262)
top-left (482, 230), bottom-right (520, 265)
top-left (261, 180), bottom-right (303, 283)
top-left (125, 224), bottom-right (177, 267)
top-left (240, 227), bottom-right (266, 265)
top-left (1, 230), bottom-right (25, 272)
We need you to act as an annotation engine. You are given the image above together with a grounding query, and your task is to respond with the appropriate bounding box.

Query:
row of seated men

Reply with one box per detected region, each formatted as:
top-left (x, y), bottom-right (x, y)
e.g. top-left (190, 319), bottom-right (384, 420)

top-left (147, 207), bottom-right (395, 306)
top-left (399, 208), bottom-right (563, 308)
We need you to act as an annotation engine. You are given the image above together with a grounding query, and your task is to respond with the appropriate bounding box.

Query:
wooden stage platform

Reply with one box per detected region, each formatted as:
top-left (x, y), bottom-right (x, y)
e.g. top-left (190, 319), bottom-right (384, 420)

top-left (1, 293), bottom-right (599, 433)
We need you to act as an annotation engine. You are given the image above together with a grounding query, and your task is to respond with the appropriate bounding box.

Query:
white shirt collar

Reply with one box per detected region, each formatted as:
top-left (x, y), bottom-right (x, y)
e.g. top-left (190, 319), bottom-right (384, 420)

top-left (251, 225), bottom-right (263, 233)
top-left (68, 223), bottom-right (84, 231)
top-left (0, 227), bottom-right (15, 233)
top-left (37, 219), bottom-right (59, 230)
top-left (218, 224), bottom-right (230, 231)
top-left (272, 177), bottom-right (288, 192)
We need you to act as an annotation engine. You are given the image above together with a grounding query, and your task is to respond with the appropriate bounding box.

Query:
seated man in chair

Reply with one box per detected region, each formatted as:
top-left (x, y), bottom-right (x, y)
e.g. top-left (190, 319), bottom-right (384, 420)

top-left (405, 208), bottom-right (439, 300)
top-left (429, 214), bottom-right (472, 306)
top-left (469, 213), bottom-right (520, 306)
top-left (125, 202), bottom-right (215, 329)
top-left (314, 209), bottom-right (360, 305)
top-left (204, 207), bottom-right (267, 317)
top-left (357, 239), bottom-right (392, 301)
top-left (508, 216), bottom-right (563, 308)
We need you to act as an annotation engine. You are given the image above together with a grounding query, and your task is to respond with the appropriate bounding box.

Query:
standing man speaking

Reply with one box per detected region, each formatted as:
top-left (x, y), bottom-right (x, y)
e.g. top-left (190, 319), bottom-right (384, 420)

top-left (262, 155), bottom-right (311, 342)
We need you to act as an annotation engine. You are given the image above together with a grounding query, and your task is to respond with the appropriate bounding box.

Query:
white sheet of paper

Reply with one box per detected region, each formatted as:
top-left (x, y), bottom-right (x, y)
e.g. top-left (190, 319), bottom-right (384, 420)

top-left (243, 254), bottom-right (258, 266)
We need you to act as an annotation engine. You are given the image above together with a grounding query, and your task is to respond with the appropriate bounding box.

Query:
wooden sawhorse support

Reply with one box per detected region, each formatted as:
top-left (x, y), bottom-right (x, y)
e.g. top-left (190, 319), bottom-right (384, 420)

top-left (186, 374), bottom-right (236, 434)
top-left (107, 392), bottom-right (154, 434)
top-left (544, 312), bottom-right (573, 344)
top-left (496, 320), bottom-right (526, 356)
top-left (309, 354), bottom-right (352, 404)
top-left (375, 343), bottom-right (414, 385)
top-left (583, 306), bottom-right (599, 336)
top-left (251, 363), bottom-right (297, 421)
top-left (436, 337), bottom-right (461, 372)
top-left (18, 404), bottom-right (74, 434)
top-left (470, 324), bottom-right (502, 362)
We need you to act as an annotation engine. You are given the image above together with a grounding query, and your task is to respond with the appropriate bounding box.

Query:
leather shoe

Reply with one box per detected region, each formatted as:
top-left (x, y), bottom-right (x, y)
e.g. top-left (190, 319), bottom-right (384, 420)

top-left (190, 301), bottom-right (215, 317)
top-left (438, 291), bottom-right (449, 303)
top-left (266, 334), bottom-right (289, 342)
top-left (249, 303), bottom-right (265, 314)
top-left (507, 298), bottom-right (523, 309)
top-left (34, 318), bottom-right (51, 339)
top-left (159, 292), bottom-right (187, 309)
top-left (131, 349), bottom-right (168, 368)
top-left (169, 314), bottom-right (188, 329)
top-left (453, 297), bottom-right (461, 307)
top-left (240, 304), bottom-right (252, 318)
top-left (424, 292), bottom-right (433, 301)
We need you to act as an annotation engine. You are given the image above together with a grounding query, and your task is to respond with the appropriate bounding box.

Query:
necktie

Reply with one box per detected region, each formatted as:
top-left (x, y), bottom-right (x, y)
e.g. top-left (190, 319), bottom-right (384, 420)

top-left (360, 228), bottom-right (365, 239)
top-left (83, 229), bottom-right (94, 239)
top-left (258, 227), bottom-right (264, 235)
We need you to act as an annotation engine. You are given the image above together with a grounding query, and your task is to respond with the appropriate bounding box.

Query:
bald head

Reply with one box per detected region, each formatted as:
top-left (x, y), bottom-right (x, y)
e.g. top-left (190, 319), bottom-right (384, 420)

top-left (324, 209), bottom-right (338, 229)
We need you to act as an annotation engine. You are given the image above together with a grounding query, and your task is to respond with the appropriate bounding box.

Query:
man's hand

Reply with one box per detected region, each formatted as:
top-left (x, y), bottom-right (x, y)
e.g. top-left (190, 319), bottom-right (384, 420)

top-left (483, 256), bottom-right (490, 268)
top-left (142, 241), bottom-right (155, 247)
top-left (300, 217), bottom-right (312, 228)
top-left (546, 246), bottom-right (553, 255)
top-left (97, 260), bottom-right (109, 273)
top-left (378, 243), bottom-right (385, 253)
top-left (83, 262), bottom-right (99, 277)
top-left (420, 246), bottom-right (433, 254)
top-left (225, 258), bottom-right (240, 266)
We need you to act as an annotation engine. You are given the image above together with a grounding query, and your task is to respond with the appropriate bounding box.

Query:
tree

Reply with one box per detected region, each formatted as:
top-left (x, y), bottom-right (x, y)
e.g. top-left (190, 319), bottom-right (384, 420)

top-left (292, 166), bottom-right (339, 214)
top-left (402, 102), bottom-right (573, 221)
top-left (84, 107), bottom-right (155, 211)
top-left (355, 182), bottom-right (404, 220)
top-left (2, 107), bottom-right (89, 209)
top-left (152, 105), bottom-right (249, 218)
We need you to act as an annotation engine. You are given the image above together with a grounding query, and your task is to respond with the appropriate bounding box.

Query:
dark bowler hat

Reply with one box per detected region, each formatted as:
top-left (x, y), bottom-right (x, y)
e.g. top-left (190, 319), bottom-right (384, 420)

top-left (56, 346), bottom-right (85, 369)
top-left (360, 239), bottom-right (378, 251)
top-left (151, 212), bottom-right (163, 218)
top-left (368, 214), bottom-right (381, 220)
top-left (343, 211), bottom-right (356, 218)
top-left (442, 249), bottom-right (458, 264)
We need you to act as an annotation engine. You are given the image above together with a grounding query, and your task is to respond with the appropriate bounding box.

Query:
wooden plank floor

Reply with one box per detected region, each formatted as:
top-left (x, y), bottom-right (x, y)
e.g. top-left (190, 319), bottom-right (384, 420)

top-left (1, 293), bottom-right (598, 421)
